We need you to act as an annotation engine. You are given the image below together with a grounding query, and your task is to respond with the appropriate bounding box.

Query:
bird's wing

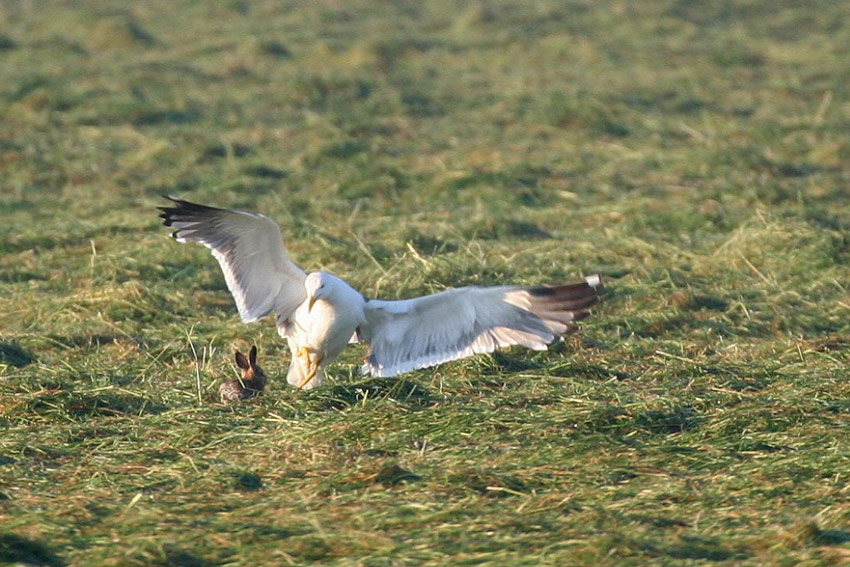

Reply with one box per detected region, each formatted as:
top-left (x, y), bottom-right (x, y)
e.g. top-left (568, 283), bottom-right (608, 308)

top-left (360, 275), bottom-right (601, 377)
top-left (159, 196), bottom-right (307, 323)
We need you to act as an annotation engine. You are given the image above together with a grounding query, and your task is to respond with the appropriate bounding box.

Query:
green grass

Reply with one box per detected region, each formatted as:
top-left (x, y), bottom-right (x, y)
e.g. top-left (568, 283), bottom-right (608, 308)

top-left (2, 1), bottom-right (850, 565)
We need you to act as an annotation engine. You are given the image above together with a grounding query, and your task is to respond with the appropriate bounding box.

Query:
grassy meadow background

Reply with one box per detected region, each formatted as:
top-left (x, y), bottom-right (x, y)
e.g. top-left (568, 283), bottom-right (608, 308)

top-left (2, 1), bottom-right (850, 565)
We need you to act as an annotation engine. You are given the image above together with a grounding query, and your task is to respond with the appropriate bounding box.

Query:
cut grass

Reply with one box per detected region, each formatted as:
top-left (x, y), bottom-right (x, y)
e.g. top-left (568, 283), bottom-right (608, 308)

top-left (2, 1), bottom-right (850, 566)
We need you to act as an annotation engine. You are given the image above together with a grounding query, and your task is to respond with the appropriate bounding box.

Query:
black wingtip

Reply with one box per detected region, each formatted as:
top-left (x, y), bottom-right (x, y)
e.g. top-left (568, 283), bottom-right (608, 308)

top-left (158, 195), bottom-right (225, 229)
top-left (161, 196), bottom-right (225, 215)
top-left (158, 195), bottom-right (181, 227)
top-left (572, 310), bottom-right (591, 322)
top-left (528, 277), bottom-right (600, 300)
top-left (158, 195), bottom-right (182, 210)
top-left (159, 207), bottom-right (177, 227)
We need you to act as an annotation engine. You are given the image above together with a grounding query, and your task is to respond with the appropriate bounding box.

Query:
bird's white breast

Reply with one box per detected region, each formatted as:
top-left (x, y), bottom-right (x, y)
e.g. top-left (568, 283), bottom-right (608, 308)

top-left (295, 294), bottom-right (364, 362)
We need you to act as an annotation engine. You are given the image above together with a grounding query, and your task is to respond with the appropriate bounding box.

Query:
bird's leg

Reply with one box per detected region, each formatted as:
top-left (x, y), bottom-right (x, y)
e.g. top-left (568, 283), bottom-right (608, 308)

top-left (297, 354), bottom-right (323, 389)
top-left (296, 346), bottom-right (322, 389)
top-left (296, 345), bottom-right (313, 362)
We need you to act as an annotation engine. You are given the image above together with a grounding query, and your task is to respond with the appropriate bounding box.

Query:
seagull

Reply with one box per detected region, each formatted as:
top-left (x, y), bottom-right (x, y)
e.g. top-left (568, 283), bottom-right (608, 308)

top-left (159, 197), bottom-right (602, 390)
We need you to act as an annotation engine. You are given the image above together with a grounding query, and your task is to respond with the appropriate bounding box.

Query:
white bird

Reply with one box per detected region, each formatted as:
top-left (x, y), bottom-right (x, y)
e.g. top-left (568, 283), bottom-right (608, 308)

top-left (159, 197), bottom-right (602, 390)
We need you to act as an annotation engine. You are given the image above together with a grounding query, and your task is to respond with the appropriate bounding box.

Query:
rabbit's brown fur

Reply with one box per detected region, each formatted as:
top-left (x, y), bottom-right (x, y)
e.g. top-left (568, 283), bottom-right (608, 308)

top-left (220, 345), bottom-right (267, 403)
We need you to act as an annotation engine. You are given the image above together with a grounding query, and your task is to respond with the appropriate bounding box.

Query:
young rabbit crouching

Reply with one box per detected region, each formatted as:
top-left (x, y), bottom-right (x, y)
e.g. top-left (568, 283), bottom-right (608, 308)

top-left (220, 345), bottom-right (267, 403)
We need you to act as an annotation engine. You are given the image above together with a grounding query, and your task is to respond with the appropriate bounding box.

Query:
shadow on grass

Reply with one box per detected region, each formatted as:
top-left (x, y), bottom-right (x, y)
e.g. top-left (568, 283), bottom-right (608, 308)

top-left (548, 360), bottom-right (630, 381)
top-left (148, 545), bottom-right (212, 567)
top-left (15, 391), bottom-right (167, 419)
top-left (583, 405), bottom-right (701, 436)
top-left (3, 221), bottom-right (145, 254)
top-left (403, 230), bottom-right (459, 256)
top-left (0, 269), bottom-right (47, 283)
top-left (814, 529), bottom-right (850, 545)
top-left (484, 351), bottom-right (547, 374)
top-left (242, 164), bottom-right (288, 179)
top-left (448, 468), bottom-right (532, 498)
top-left (198, 142), bottom-right (252, 161)
top-left (633, 407), bottom-right (701, 434)
top-left (798, 522), bottom-right (850, 546)
top-left (317, 460), bottom-right (421, 496)
top-left (65, 392), bottom-right (167, 418)
top-left (627, 514), bottom-right (689, 528)
top-left (480, 353), bottom-right (629, 381)
top-left (374, 462), bottom-right (422, 486)
top-left (233, 471), bottom-right (263, 491)
top-left (319, 378), bottom-right (433, 410)
top-left (644, 534), bottom-right (749, 561)
top-left (43, 334), bottom-right (118, 350)
top-left (690, 363), bottom-right (775, 392)
top-left (0, 341), bottom-right (36, 367)
top-left (131, 107), bottom-right (200, 127)
top-left (0, 533), bottom-right (65, 567)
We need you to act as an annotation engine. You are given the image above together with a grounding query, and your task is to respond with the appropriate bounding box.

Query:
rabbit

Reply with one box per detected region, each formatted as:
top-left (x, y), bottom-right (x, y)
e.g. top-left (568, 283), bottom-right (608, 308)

top-left (219, 345), bottom-right (267, 403)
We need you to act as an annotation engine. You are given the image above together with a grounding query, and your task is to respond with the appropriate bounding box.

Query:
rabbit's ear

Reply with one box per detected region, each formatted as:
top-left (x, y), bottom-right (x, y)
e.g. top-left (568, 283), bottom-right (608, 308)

top-left (249, 345), bottom-right (258, 366)
top-left (235, 351), bottom-right (250, 370)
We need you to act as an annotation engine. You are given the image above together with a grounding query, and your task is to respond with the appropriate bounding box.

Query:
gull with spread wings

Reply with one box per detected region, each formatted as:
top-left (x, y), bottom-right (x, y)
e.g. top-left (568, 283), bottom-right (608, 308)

top-left (159, 197), bottom-right (602, 390)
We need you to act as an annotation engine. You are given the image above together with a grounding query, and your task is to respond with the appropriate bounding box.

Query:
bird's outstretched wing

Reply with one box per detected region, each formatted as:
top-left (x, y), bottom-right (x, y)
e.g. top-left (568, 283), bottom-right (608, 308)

top-left (360, 275), bottom-right (601, 377)
top-left (159, 196), bottom-right (307, 324)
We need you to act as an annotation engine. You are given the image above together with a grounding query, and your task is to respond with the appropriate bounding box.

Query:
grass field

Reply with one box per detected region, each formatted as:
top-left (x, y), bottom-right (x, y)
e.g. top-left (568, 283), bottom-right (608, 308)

top-left (2, 1), bottom-right (850, 565)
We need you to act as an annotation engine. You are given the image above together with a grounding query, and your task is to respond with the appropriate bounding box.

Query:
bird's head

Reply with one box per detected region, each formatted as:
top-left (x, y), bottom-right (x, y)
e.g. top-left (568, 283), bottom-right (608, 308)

top-left (305, 271), bottom-right (334, 310)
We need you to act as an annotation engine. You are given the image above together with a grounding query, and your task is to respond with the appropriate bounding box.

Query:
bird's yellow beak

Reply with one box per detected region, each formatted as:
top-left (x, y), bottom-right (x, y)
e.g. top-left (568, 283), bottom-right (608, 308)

top-left (308, 295), bottom-right (317, 311)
